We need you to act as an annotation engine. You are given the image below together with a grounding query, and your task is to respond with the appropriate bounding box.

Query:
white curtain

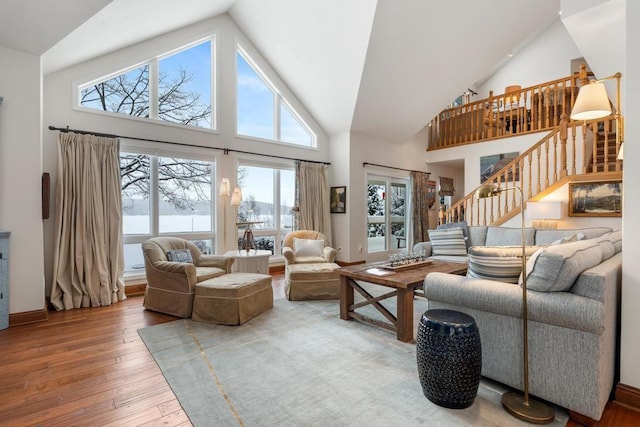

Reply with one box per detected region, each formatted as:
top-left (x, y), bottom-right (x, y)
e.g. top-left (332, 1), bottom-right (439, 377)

top-left (296, 161), bottom-right (332, 242)
top-left (50, 132), bottom-right (126, 310)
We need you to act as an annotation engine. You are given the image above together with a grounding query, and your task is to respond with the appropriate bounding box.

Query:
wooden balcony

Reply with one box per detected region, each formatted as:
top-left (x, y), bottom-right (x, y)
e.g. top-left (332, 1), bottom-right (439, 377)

top-left (427, 67), bottom-right (592, 150)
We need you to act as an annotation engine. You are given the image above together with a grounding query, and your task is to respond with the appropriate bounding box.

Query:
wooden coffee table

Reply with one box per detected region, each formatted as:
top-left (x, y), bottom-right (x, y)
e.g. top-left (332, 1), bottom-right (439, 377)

top-left (336, 260), bottom-right (467, 342)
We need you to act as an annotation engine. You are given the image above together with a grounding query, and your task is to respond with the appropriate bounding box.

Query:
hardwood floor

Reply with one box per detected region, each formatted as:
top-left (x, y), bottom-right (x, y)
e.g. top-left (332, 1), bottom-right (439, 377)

top-left (0, 273), bottom-right (638, 426)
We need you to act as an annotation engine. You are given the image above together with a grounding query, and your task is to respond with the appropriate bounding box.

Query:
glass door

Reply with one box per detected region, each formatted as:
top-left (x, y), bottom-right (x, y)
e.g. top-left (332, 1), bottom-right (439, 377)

top-left (367, 175), bottom-right (408, 261)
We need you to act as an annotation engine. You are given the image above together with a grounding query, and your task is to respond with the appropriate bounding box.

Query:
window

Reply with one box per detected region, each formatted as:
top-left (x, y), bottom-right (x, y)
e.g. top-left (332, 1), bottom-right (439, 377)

top-left (121, 150), bottom-right (215, 274)
top-left (367, 175), bottom-right (409, 255)
top-left (79, 39), bottom-right (214, 129)
top-left (236, 163), bottom-right (295, 255)
top-left (236, 47), bottom-right (315, 147)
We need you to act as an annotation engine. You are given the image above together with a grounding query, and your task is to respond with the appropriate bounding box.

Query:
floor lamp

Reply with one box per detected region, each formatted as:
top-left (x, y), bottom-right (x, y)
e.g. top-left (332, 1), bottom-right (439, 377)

top-left (475, 184), bottom-right (555, 424)
top-left (219, 178), bottom-right (231, 251)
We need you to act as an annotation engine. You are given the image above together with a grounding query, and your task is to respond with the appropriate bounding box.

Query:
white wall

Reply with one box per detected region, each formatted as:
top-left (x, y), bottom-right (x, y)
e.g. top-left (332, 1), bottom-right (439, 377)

top-left (476, 18), bottom-right (582, 97)
top-left (42, 14), bottom-right (329, 294)
top-left (0, 46), bottom-right (46, 313)
top-left (620, 0), bottom-right (640, 391)
top-left (328, 131), bottom-right (351, 260)
top-left (333, 130), bottom-right (458, 263)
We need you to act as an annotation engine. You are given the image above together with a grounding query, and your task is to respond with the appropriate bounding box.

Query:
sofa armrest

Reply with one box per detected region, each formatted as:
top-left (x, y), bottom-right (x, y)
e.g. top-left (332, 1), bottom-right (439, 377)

top-left (323, 246), bottom-right (338, 263)
top-left (424, 272), bottom-right (604, 334)
top-left (282, 247), bottom-right (295, 266)
top-left (412, 242), bottom-right (433, 256)
top-left (196, 254), bottom-right (234, 272)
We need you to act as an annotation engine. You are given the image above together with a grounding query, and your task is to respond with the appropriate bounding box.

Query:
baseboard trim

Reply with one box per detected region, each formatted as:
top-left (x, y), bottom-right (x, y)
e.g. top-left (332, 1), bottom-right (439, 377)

top-left (615, 383), bottom-right (640, 410)
top-left (125, 283), bottom-right (146, 297)
top-left (269, 265), bottom-right (285, 274)
top-left (9, 308), bottom-right (48, 326)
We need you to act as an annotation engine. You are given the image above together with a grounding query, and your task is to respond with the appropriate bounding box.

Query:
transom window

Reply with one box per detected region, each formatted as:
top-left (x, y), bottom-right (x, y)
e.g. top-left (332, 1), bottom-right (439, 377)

top-left (79, 38), bottom-right (214, 129)
top-left (236, 46), bottom-right (315, 147)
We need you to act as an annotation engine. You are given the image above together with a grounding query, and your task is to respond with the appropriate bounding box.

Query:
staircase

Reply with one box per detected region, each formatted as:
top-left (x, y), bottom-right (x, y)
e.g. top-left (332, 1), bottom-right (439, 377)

top-left (441, 115), bottom-right (623, 227)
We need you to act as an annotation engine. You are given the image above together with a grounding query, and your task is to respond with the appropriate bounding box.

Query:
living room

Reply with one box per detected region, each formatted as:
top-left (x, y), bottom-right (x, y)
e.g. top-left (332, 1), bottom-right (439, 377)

top-left (0, 0), bottom-right (639, 425)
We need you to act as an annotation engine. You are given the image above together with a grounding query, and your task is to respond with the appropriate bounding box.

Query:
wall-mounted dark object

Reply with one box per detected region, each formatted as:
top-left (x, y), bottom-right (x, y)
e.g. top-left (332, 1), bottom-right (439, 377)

top-left (42, 173), bottom-right (50, 220)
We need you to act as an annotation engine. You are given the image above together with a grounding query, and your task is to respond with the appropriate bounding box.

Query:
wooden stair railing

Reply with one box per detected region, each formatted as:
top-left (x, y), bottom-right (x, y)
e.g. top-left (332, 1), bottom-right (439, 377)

top-left (442, 115), bottom-right (622, 227)
top-left (428, 65), bottom-right (592, 150)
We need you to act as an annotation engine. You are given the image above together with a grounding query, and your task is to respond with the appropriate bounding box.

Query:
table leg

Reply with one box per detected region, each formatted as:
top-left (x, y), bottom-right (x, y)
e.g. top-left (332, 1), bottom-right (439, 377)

top-left (396, 287), bottom-right (414, 342)
top-left (339, 275), bottom-right (353, 320)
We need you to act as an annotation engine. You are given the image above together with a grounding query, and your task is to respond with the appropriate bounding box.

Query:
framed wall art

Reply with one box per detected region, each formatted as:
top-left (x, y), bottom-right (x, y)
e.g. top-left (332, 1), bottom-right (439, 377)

top-left (569, 180), bottom-right (622, 217)
top-left (480, 151), bottom-right (519, 182)
top-left (330, 186), bottom-right (346, 213)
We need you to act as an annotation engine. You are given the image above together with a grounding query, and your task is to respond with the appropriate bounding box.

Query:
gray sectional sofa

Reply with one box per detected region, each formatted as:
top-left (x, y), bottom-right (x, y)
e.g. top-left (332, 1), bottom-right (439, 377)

top-left (418, 225), bottom-right (622, 421)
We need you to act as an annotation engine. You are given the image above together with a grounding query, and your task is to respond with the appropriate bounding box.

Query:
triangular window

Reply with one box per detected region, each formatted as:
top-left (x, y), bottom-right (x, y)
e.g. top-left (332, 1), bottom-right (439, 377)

top-left (236, 47), bottom-right (315, 147)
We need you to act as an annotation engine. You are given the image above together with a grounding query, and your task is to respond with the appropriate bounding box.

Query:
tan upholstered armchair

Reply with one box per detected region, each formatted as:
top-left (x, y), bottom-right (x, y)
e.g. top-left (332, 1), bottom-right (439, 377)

top-left (142, 237), bottom-right (234, 318)
top-left (282, 230), bottom-right (337, 268)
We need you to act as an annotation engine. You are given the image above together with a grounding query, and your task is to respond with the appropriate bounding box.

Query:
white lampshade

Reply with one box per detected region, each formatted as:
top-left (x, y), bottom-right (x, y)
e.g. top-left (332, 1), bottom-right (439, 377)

top-left (526, 201), bottom-right (562, 220)
top-left (570, 82), bottom-right (612, 121)
top-left (230, 187), bottom-right (242, 206)
top-left (219, 178), bottom-right (231, 197)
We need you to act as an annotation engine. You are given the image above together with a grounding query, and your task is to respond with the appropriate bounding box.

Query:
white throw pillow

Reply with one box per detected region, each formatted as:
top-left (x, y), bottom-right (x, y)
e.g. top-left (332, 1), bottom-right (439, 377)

top-left (293, 238), bottom-right (324, 257)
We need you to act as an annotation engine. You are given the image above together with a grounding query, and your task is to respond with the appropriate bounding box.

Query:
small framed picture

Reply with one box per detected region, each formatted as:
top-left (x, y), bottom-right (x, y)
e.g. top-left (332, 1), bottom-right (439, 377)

top-left (330, 186), bottom-right (346, 213)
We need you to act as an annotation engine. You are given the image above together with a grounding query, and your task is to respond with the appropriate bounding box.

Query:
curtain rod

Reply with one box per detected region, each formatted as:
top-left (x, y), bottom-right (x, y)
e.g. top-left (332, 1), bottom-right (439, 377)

top-left (362, 162), bottom-right (430, 174)
top-left (48, 125), bottom-right (331, 165)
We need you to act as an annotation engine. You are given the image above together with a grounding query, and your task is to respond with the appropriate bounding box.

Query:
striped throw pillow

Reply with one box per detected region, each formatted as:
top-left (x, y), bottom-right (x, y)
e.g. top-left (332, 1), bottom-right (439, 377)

top-left (428, 228), bottom-right (467, 256)
top-left (467, 246), bottom-right (541, 283)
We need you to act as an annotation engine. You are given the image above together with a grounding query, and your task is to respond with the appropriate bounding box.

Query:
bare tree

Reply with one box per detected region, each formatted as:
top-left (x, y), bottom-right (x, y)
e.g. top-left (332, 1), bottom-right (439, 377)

top-left (81, 66), bottom-right (211, 127)
top-left (84, 64), bottom-right (214, 211)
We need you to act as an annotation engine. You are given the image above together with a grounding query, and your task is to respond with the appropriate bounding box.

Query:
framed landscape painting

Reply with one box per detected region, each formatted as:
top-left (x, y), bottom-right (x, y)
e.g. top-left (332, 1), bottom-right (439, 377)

top-left (569, 180), bottom-right (622, 217)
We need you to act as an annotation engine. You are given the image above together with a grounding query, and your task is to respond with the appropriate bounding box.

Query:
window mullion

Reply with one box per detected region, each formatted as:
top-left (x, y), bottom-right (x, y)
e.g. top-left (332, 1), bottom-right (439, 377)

top-left (274, 94), bottom-right (281, 141)
top-left (151, 155), bottom-right (159, 235)
top-left (149, 60), bottom-right (159, 119)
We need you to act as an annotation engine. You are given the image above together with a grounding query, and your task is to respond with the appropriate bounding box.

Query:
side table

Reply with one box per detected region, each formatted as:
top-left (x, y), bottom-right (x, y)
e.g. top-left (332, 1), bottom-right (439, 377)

top-left (224, 250), bottom-right (271, 275)
top-left (416, 309), bottom-right (482, 409)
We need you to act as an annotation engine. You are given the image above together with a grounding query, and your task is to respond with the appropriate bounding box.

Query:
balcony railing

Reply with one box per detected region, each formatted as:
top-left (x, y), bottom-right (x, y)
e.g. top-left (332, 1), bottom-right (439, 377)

top-left (427, 67), bottom-right (592, 150)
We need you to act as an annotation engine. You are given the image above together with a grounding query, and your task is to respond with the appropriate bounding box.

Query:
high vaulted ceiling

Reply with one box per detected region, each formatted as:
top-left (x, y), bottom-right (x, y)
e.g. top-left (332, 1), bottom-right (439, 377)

top-left (0, 0), bottom-right (562, 143)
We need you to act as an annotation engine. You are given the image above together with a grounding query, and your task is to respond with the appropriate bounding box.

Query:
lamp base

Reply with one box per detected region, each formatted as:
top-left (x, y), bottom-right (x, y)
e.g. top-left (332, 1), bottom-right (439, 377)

top-left (501, 391), bottom-right (555, 424)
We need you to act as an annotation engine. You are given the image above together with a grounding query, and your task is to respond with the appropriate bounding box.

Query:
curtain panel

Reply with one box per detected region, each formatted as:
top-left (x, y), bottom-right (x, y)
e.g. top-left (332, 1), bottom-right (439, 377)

top-left (411, 171), bottom-right (430, 244)
top-left (50, 132), bottom-right (126, 310)
top-left (295, 161), bottom-right (332, 242)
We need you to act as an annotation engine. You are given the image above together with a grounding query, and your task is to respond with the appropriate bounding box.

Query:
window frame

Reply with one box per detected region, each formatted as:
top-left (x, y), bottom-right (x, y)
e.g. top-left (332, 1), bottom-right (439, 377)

top-left (120, 140), bottom-right (218, 276)
top-left (75, 36), bottom-right (217, 131)
top-left (236, 158), bottom-right (296, 258)
top-left (235, 44), bottom-right (317, 148)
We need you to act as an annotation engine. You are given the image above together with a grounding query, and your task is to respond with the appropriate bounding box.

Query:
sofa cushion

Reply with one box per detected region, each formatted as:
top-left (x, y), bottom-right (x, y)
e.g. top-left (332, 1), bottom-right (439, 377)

top-left (593, 230), bottom-right (622, 254)
top-left (523, 240), bottom-right (603, 292)
top-left (437, 221), bottom-right (471, 249)
top-left (467, 226), bottom-right (488, 247)
top-left (534, 227), bottom-right (612, 245)
top-left (485, 226), bottom-right (535, 246)
top-left (467, 245), bottom-right (542, 283)
top-left (293, 238), bottom-right (324, 257)
top-left (428, 228), bottom-right (467, 256)
top-left (166, 248), bottom-right (193, 263)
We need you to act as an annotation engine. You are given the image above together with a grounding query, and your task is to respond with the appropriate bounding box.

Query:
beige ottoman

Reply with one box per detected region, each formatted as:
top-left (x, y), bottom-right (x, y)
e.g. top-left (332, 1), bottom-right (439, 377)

top-left (192, 273), bottom-right (273, 325)
top-left (285, 263), bottom-right (340, 301)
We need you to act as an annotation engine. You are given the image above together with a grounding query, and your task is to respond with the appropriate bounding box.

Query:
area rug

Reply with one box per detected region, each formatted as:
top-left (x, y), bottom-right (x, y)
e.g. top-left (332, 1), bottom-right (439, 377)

top-left (138, 297), bottom-right (569, 426)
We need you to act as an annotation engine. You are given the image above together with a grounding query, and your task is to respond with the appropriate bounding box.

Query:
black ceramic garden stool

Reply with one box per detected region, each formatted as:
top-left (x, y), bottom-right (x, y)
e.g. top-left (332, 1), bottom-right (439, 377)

top-left (416, 309), bottom-right (482, 409)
